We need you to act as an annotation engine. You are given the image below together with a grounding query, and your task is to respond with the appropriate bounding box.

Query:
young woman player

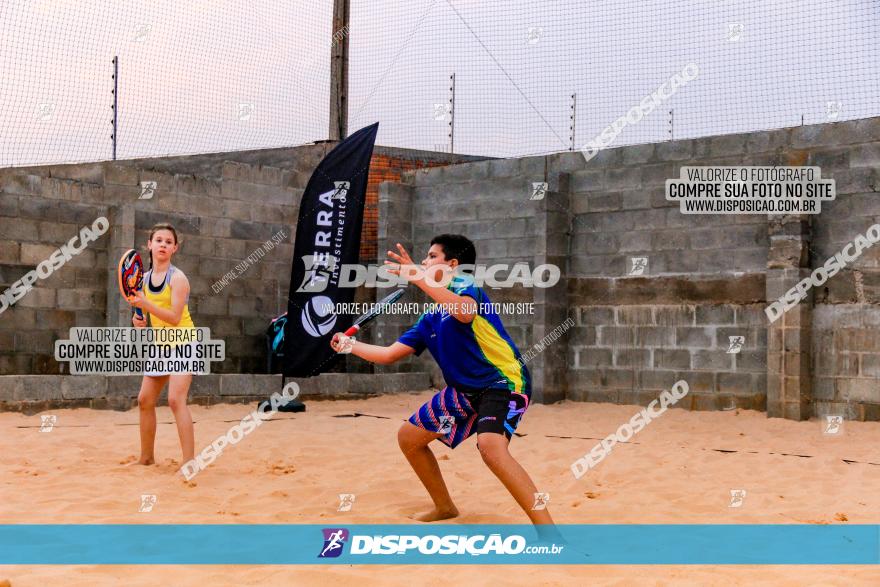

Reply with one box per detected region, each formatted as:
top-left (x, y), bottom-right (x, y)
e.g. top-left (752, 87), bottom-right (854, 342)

top-left (128, 223), bottom-right (196, 467)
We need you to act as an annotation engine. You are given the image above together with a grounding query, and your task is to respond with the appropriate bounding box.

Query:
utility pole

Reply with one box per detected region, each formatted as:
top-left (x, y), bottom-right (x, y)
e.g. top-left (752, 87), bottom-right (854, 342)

top-left (329, 0), bottom-right (350, 141)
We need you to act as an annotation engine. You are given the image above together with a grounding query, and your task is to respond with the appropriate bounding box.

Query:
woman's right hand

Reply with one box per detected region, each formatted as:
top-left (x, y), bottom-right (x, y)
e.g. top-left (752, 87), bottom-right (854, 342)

top-left (132, 313), bottom-right (147, 328)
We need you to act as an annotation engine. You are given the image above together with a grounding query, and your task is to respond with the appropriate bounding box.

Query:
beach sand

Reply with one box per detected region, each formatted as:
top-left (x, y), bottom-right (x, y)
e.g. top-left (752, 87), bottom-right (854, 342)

top-left (2, 391), bottom-right (879, 585)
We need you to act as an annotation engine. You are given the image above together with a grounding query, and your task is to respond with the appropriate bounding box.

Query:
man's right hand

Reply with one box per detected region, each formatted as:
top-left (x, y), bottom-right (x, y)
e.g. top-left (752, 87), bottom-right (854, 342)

top-left (330, 332), bottom-right (356, 354)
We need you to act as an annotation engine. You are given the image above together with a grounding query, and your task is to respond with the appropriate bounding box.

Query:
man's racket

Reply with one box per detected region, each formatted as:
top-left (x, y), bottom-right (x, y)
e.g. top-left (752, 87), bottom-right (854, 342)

top-left (343, 288), bottom-right (405, 336)
top-left (118, 249), bottom-right (145, 319)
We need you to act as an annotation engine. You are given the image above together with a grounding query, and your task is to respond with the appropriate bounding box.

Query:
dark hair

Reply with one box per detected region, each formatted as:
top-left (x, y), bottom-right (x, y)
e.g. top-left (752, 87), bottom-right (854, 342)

top-left (147, 223), bottom-right (179, 270)
top-left (430, 234), bottom-right (476, 271)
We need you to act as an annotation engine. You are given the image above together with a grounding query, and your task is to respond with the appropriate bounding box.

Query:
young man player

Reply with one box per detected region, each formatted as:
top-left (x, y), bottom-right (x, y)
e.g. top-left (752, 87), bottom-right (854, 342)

top-left (330, 234), bottom-right (557, 533)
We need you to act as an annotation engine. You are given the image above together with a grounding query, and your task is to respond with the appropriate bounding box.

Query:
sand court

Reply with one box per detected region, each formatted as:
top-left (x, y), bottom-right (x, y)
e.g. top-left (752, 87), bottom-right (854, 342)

top-left (2, 391), bottom-right (878, 585)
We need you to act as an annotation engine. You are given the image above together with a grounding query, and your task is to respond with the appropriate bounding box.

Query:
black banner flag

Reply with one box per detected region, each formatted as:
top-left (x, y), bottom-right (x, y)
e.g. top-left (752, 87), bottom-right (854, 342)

top-left (282, 123), bottom-right (379, 377)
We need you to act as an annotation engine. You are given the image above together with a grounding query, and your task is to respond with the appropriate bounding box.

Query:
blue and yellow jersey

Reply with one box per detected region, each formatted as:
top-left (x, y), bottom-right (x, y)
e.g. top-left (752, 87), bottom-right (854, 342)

top-left (144, 265), bottom-right (195, 333)
top-left (397, 274), bottom-right (530, 394)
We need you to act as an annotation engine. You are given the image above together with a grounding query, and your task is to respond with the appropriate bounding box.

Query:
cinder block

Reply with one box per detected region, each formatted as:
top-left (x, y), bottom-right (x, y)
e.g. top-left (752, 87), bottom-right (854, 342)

top-left (61, 375), bottom-right (107, 399)
top-left (219, 374), bottom-right (258, 396)
top-left (222, 161), bottom-right (252, 182)
top-left (189, 374), bottom-right (221, 397)
top-left (813, 401), bottom-right (859, 421)
top-left (650, 230), bottom-right (688, 251)
top-left (14, 375), bottom-right (61, 400)
top-left (19, 243), bottom-right (56, 265)
top-left (0, 194), bottom-right (18, 217)
top-left (654, 349), bottom-right (690, 369)
top-left (393, 372), bottom-right (431, 392)
top-left (735, 351), bottom-right (766, 372)
top-left (0, 240), bottom-right (19, 264)
top-left (620, 190), bottom-right (651, 210)
top-left (16, 288), bottom-right (57, 310)
top-left (570, 169), bottom-right (605, 194)
top-left (638, 369), bottom-right (679, 390)
top-left (689, 393), bottom-right (721, 411)
top-left (519, 156), bottom-right (546, 177)
top-left (834, 352), bottom-right (859, 377)
top-left (860, 353), bottom-right (880, 377)
top-left (695, 305), bottom-right (736, 325)
top-left (618, 232), bottom-right (651, 254)
top-left (598, 326), bottom-right (634, 346)
top-left (104, 164), bottom-right (139, 186)
top-left (745, 129), bottom-right (790, 153)
top-left (834, 168), bottom-right (879, 195)
top-left (709, 133), bottom-right (747, 157)
top-left (849, 143), bottom-right (880, 169)
top-left (0, 218), bottom-right (39, 242)
top-left (548, 152), bottom-right (586, 177)
top-left (655, 141), bottom-right (694, 161)
top-left (605, 168), bottom-right (641, 190)
top-left (676, 327), bottom-right (714, 347)
top-left (579, 348), bottom-right (613, 368)
top-left (614, 348), bottom-right (650, 367)
top-left (0, 174), bottom-right (41, 195)
top-left (584, 148), bottom-right (624, 168)
top-left (578, 306), bottom-right (614, 326)
top-left (586, 193), bottom-right (622, 213)
top-left (56, 289), bottom-right (101, 311)
top-left (812, 377), bottom-right (836, 401)
top-left (734, 305), bottom-right (767, 326)
top-left (0, 376), bottom-right (23, 401)
top-left (599, 368), bottom-right (634, 388)
top-left (716, 372), bottom-right (752, 395)
top-left (622, 144), bottom-right (655, 165)
top-left (106, 375), bottom-right (143, 397)
top-left (634, 326), bottom-right (673, 347)
top-left (615, 306), bottom-right (653, 326)
top-left (655, 306), bottom-right (694, 326)
top-left (691, 350), bottom-right (732, 370)
top-left (641, 163), bottom-right (678, 188)
top-left (665, 250), bottom-right (702, 273)
top-left (573, 388), bottom-right (619, 404)
top-left (411, 167), bottom-right (445, 186)
top-left (716, 327), bottom-right (752, 349)
top-left (569, 326), bottom-right (597, 346)
top-left (837, 379), bottom-right (880, 403)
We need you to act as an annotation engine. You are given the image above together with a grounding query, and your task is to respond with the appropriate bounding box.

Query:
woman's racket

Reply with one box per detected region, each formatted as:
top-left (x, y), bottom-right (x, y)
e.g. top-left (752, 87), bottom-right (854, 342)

top-left (118, 249), bottom-right (145, 319)
top-left (343, 288), bottom-right (405, 336)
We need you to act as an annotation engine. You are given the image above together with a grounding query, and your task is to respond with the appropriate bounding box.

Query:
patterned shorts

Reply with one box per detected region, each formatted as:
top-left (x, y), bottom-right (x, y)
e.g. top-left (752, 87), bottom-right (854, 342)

top-left (408, 385), bottom-right (531, 449)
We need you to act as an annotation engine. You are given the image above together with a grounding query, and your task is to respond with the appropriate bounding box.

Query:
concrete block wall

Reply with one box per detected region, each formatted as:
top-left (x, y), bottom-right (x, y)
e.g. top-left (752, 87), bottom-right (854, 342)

top-left (0, 372), bottom-right (431, 414)
top-left (375, 156), bottom-right (553, 393)
top-left (567, 303), bottom-right (766, 411)
top-left (376, 116), bottom-right (880, 420)
top-left (0, 144), bottom-right (481, 382)
top-left (0, 151), bottom-right (315, 376)
top-left (0, 175), bottom-right (111, 374)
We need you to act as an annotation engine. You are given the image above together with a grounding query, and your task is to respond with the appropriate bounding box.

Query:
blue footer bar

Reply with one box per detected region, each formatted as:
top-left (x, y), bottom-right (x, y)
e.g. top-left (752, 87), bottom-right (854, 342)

top-left (1, 524), bottom-right (877, 565)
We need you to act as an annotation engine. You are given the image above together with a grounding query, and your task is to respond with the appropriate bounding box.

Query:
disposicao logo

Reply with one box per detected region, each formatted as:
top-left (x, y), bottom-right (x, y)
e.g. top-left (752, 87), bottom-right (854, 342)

top-left (318, 528), bottom-right (349, 558)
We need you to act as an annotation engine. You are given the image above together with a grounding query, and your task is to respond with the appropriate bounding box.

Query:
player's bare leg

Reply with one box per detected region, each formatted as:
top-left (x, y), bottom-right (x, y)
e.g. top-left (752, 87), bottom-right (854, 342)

top-left (397, 422), bottom-right (459, 521)
top-left (477, 432), bottom-right (560, 538)
top-left (167, 374), bottom-right (195, 464)
top-left (137, 375), bottom-right (168, 465)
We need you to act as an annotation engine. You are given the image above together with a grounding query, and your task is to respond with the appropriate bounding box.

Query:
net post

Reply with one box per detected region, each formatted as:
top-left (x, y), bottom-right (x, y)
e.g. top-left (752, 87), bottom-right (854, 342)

top-left (111, 56), bottom-right (118, 160)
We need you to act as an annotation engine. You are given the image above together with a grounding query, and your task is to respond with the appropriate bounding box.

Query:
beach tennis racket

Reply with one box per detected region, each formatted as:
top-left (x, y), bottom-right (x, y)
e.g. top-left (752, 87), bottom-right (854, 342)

top-left (118, 249), bottom-right (145, 320)
top-left (343, 288), bottom-right (405, 336)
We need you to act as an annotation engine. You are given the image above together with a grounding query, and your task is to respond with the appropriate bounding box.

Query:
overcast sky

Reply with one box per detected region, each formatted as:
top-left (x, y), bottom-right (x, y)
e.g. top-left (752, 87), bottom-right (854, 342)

top-left (2, 0), bottom-right (878, 166)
